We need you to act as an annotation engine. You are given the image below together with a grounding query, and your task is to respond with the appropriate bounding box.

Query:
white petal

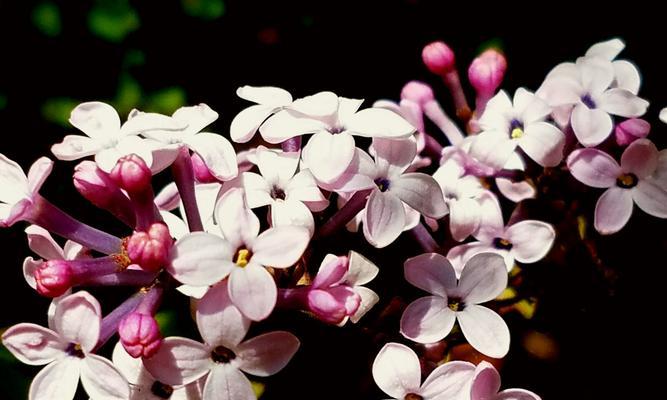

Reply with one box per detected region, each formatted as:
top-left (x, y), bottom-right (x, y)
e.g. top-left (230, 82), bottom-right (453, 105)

top-left (111, 342), bottom-right (147, 386)
top-left (1, 323), bottom-right (64, 365)
top-left (203, 364), bottom-right (255, 400)
top-left (172, 103), bottom-right (219, 134)
top-left (168, 232), bottom-right (235, 286)
top-left (400, 296), bottom-right (456, 343)
top-left (345, 250), bottom-right (379, 286)
top-left (256, 146), bottom-right (299, 184)
top-left (345, 107), bottom-right (415, 138)
top-left (633, 180), bottom-right (667, 218)
top-left (197, 280), bottom-right (250, 348)
top-left (271, 199), bottom-right (315, 235)
top-left (363, 190), bottom-right (405, 248)
top-left (54, 291), bottom-right (101, 353)
top-left (350, 286), bottom-right (379, 323)
top-left (469, 131), bottom-right (517, 170)
top-left (51, 135), bottom-right (103, 161)
top-left (142, 337), bottom-right (210, 386)
top-left (81, 354), bottom-right (130, 400)
top-left (25, 225), bottom-right (64, 260)
top-left (230, 104), bottom-right (275, 143)
top-left (519, 122), bottom-right (565, 167)
top-left (241, 172), bottom-right (272, 208)
top-left (505, 221), bottom-right (556, 264)
top-left (404, 253), bottom-right (457, 297)
top-left (216, 188), bottom-right (260, 249)
top-left (594, 187), bottom-right (634, 234)
top-left (585, 38), bottom-right (625, 60)
top-left (160, 211), bottom-right (189, 240)
top-left (236, 331), bottom-right (300, 376)
top-left (566, 148), bottom-right (620, 188)
top-left (259, 109), bottom-right (327, 143)
top-left (372, 138), bottom-right (417, 178)
top-left (184, 133), bottom-right (238, 181)
top-left (237, 85), bottom-right (293, 107)
top-left (571, 103), bottom-right (613, 147)
top-left (285, 170), bottom-right (329, 211)
top-left (613, 60), bottom-right (641, 94)
top-left (456, 305), bottom-right (510, 358)
top-left (228, 263), bottom-right (277, 321)
top-left (251, 225), bottom-right (310, 268)
top-left (29, 358), bottom-right (81, 400)
top-left (449, 198), bottom-right (482, 242)
top-left (302, 131), bottom-right (356, 184)
top-left (420, 361), bottom-right (476, 400)
top-left (69, 102), bottom-right (120, 139)
top-left (579, 56), bottom-right (614, 94)
top-left (372, 343), bottom-right (421, 398)
top-left (391, 173), bottom-right (447, 218)
top-left (0, 153), bottom-right (29, 203)
top-left (289, 91), bottom-right (339, 118)
top-left (457, 253), bottom-right (508, 304)
top-left (599, 88), bottom-right (649, 117)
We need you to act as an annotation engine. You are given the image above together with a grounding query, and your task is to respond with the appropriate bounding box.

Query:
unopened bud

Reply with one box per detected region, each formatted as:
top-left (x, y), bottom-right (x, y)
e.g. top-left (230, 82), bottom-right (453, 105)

top-left (422, 41), bottom-right (456, 75)
top-left (73, 161), bottom-right (135, 226)
top-left (34, 260), bottom-right (74, 298)
top-left (118, 312), bottom-right (162, 358)
top-left (109, 154), bottom-right (152, 194)
top-left (127, 223), bottom-right (172, 272)
top-left (468, 49), bottom-right (507, 95)
top-left (615, 118), bottom-right (650, 146)
top-left (191, 153), bottom-right (218, 183)
top-left (401, 81), bottom-right (435, 107)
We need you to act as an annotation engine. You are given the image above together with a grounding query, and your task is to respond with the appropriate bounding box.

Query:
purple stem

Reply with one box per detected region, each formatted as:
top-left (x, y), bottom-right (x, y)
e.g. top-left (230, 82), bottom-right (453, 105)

top-left (474, 91), bottom-right (494, 119)
top-left (69, 256), bottom-right (124, 281)
top-left (422, 133), bottom-right (444, 160)
top-left (127, 190), bottom-right (162, 231)
top-left (134, 285), bottom-right (164, 315)
top-left (82, 270), bottom-right (157, 287)
top-left (410, 222), bottom-right (439, 253)
top-left (171, 146), bottom-right (203, 232)
top-left (95, 293), bottom-right (144, 351)
top-left (30, 195), bottom-right (122, 255)
top-left (317, 189), bottom-right (371, 239)
top-left (281, 136), bottom-right (302, 153)
top-left (423, 100), bottom-right (465, 145)
top-left (443, 71), bottom-right (472, 122)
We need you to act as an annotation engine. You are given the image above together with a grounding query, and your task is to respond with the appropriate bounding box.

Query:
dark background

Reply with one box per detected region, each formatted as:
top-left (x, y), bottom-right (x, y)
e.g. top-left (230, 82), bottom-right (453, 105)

top-left (0, 1), bottom-right (665, 399)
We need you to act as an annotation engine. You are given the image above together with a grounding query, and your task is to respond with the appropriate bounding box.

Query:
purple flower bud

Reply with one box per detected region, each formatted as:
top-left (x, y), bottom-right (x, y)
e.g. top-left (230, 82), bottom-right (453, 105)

top-left (34, 260), bottom-right (74, 298)
top-left (615, 118), bottom-right (651, 146)
top-left (127, 223), bottom-right (172, 272)
top-left (118, 312), bottom-right (162, 358)
top-left (73, 161), bottom-right (135, 226)
top-left (468, 49), bottom-right (507, 95)
top-left (109, 154), bottom-right (152, 194)
top-left (401, 81), bottom-right (435, 107)
top-left (307, 286), bottom-right (361, 325)
top-left (422, 41), bottom-right (456, 75)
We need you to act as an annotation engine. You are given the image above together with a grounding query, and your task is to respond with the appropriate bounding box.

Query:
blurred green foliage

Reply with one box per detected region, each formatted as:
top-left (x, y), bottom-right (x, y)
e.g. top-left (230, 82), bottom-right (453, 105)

top-left (0, 94), bottom-right (7, 110)
top-left (182, 0), bottom-right (226, 20)
top-left (88, 0), bottom-right (140, 43)
top-left (0, 341), bottom-right (30, 398)
top-left (32, 1), bottom-right (61, 37)
top-left (41, 97), bottom-right (80, 126)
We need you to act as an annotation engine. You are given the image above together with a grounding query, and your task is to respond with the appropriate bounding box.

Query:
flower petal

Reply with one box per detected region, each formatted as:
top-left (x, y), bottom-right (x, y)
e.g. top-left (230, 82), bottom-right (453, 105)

top-left (1, 323), bottom-right (64, 365)
top-left (571, 103), bottom-right (613, 147)
top-left (69, 102), bottom-right (120, 139)
top-left (237, 86), bottom-right (293, 107)
top-left (302, 131), bottom-right (356, 184)
top-left (216, 188), bottom-right (260, 249)
top-left (505, 221), bottom-right (556, 264)
top-left (54, 291), bottom-right (101, 353)
top-left (251, 225), bottom-right (310, 268)
top-left (230, 104), bottom-right (276, 143)
top-left (0, 153), bottom-right (29, 203)
top-left (29, 358), bottom-right (81, 400)
top-left (468, 131), bottom-right (517, 170)
top-left (598, 88), bottom-right (648, 118)
top-left (404, 253), bottom-right (457, 297)
top-left (456, 305), bottom-right (510, 358)
top-left (363, 190), bottom-right (405, 248)
top-left (236, 331), bottom-right (300, 377)
top-left (585, 38), bottom-right (624, 60)
top-left (289, 91), bottom-right (340, 118)
top-left (51, 135), bottom-right (103, 161)
top-left (197, 280), bottom-right (251, 348)
top-left (613, 60), bottom-right (640, 94)
top-left (372, 342), bottom-right (421, 399)
top-left (80, 354), bottom-right (130, 400)
top-left (168, 232), bottom-right (235, 286)
top-left (285, 170), bottom-right (329, 211)
top-left (620, 138), bottom-right (658, 179)
top-left (470, 361), bottom-right (501, 400)
top-left (519, 122), bottom-right (565, 167)
top-left (173, 103), bottom-right (218, 134)
top-left (567, 148), bottom-right (620, 188)
top-left (400, 296), bottom-right (456, 343)
top-left (450, 198), bottom-right (482, 242)
top-left (271, 198), bottom-right (315, 236)
top-left (496, 389), bottom-right (543, 400)
top-left (372, 138), bottom-right (417, 178)
top-left (25, 225), bottom-right (64, 260)
top-left (229, 263), bottom-right (277, 321)
top-left (142, 337), bottom-right (210, 386)
top-left (633, 180), bottom-right (667, 218)
top-left (391, 173), bottom-right (447, 218)
top-left (259, 110), bottom-right (327, 143)
top-left (203, 363), bottom-right (255, 400)
top-left (346, 108), bottom-right (416, 138)
top-left (594, 187), bottom-right (634, 234)
top-left (420, 360), bottom-right (476, 400)
top-left (457, 253), bottom-right (508, 304)
top-left (184, 132), bottom-right (238, 181)
top-left (345, 250), bottom-right (379, 286)
top-left (350, 286), bottom-right (379, 324)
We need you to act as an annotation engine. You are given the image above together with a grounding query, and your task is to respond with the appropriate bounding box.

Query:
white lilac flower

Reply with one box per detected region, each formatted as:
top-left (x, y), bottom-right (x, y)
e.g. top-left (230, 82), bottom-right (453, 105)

top-left (230, 85), bottom-right (296, 143)
top-left (0, 155), bottom-right (53, 227)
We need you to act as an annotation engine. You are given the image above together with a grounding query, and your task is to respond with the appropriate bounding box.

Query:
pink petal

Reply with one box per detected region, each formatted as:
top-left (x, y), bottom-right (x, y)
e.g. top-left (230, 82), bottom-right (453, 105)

top-left (29, 358), bottom-right (81, 400)
top-left (634, 180), bottom-right (667, 218)
top-left (469, 131), bottom-right (517, 170)
top-left (372, 138), bottom-right (417, 178)
top-left (372, 342), bottom-right (421, 398)
top-left (197, 280), bottom-right (251, 348)
top-left (184, 133), bottom-right (238, 181)
top-left (450, 198), bottom-right (482, 242)
top-left (505, 221), bottom-right (556, 264)
top-left (571, 103), bottom-right (613, 147)
top-left (270, 199), bottom-right (315, 236)
top-left (350, 286), bottom-right (380, 324)
top-left (1, 323), bottom-right (64, 365)
top-left (236, 331), bottom-right (300, 377)
top-left (69, 101), bottom-right (120, 139)
top-left (403, 253), bottom-right (457, 297)
top-left (80, 354), bottom-right (130, 400)
top-left (496, 178), bottom-right (536, 203)
top-left (496, 389), bottom-right (543, 400)
top-left (456, 305), bottom-right (510, 358)
top-left (391, 173), bottom-right (447, 218)
top-left (345, 107), bottom-right (415, 138)
top-left (285, 170), bottom-right (329, 211)
top-left (363, 190), bottom-right (406, 248)
top-left (54, 291), bottom-right (101, 352)
top-left (203, 364), bottom-right (255, 400)
top-left (420, 360), bottom-right (476, 399)
top-left (25, 225), bottom-right (64, 260)
top-left (302, 131), bottom-right (356, 184)
top-left (599, 88), bottom-right (648, 117)
top-left (216, 187), bottom-right (260, 249)
top-left (229, 263), bottom-right (277, 321)
top-left (594, 187), bottom-right (634, 234)
top-left (142, 337), bottom-right (210, 386)
top-left (457, 253), bottom-right (508, 304)
top-left (23, 256), bottom-right (41, 289)
top-left (519, 122), bottom-right (565, 167)
top-left (400, 296), bottom-right (456, 343)
top-left (345, 250), bottom-right (379, 286)
top-left (312, 254), bottom-right (348, 289)
top-left (230, 104), bottom-right (275, 143)
top-left (567, 148), bottom-right (620, 188)
top-left (620, 138), bottom-right (658, 179)
top-left (470, 361), bottom-right (501, 400)
top-left (168, 232), bottom-right (235, 286)
top-left (474, 192), bottom-right (505, 241)
top-left (251, 225), bottom-right (310, 268)
top-left (27, 157), bottom-right (54, 195)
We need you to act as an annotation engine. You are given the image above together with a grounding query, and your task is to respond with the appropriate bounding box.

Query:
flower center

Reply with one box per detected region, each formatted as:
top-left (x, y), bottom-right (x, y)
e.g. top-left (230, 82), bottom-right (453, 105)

top-left (151, 381), bottom-right (174, 399)
top-left (510, 119), bottom-right (524, 139)
top-left (234, 248), bottom-right (252, 268)
top-left (616, 172), bottom-right (638, 189)
top-left (493, 237), bottom-right (513, 250)
top-left (66, 343), bottom-right (85, 358)
top-left (581, 94), bottom-right (596, 109)
top-left (211, 345), bottom-right (236, 364)
top-left (271, 186), bottom-right (286, 200)
top-left (447, 297), bottom-right (465, 312)
top-left (375, 178), bottom-right (391, 192)
top-left (404, 393), bottom-right (424, 400)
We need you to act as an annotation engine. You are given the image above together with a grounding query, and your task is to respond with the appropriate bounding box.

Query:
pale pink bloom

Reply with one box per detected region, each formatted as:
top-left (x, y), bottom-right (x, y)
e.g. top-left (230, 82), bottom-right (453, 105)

top-left (261, 92), bottom-right (415, 183)
top-left (494, 153), bottom-right (536, 203)
top-left (112, 342), bottom-right (203, 400)
top-left (230, 86), bottom-right (295, 143)
top-left (567, 138), bottom-right (667, 234)
top-left (51, 102), bottom-right (184, 172)
top-left (584, 38), bottom-right (641, 95)
top-left (615, 118), bottom-right (650, 146)
top-left (470, 88), bottom-right (565, 169)
top-left (337, 189), bottom-right (421, 236)
top-left (400, 252), bottom-right (510, 358)
top-left (159, 181), bottom-right (222, 237)
top-left (358, 138), bottom-right (447, 248)
top-left (242, 146), bottom-right (328, 235)
top-left (168, 188), bottom-right (310, 320)
top-left (144, 280), bottom-right (299, 400)
top-left (1, 291), bottom-right (129, 400)
top-left (372, 342), bottom-right (475, 400)
top-left (447, 195), bottom-right (555, 274)
top-left (470, 361), bottom-right (541, 400)
top-left (0, 155), bottom-right (53, 227)
top-left (537, 56), bottom-right (648, 147)
top-left (141, 104), bottom-right (238, 180)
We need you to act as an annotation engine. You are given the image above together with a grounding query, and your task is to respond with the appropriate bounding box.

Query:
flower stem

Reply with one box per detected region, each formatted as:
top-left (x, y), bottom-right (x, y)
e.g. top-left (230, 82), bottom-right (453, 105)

top-left (171, 147), bottom-right (203, 232)
top-left (317, 189), bottom-right (371, 239)
top-left (409, 222), bottom-right (439, 253)
top-left (423, 100), bottom-right (465, 145)
top-left (281, 136), bottom-right (302, 153)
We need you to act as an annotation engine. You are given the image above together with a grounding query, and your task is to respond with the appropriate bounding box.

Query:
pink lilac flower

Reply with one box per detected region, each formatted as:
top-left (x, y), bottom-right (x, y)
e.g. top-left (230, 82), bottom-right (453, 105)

top-left (51, 101), bottom-right (184, 172)
top-left (470, 361), bottom-right (541, 400)
top-left (372, 342), bottom-right (475, 400)
top-left (470, 88), bottom-right (565, 169)
top-left (242, 146), bottom-right (328, 235)
top-left (400, 252), bottom-right (510, 358)
top-left (112, 342), bottom-right (204, 400)
top-left (230, 85), bottom-right (295, 143)
top-left (447, 195), bottom-right (555, 274)
top-left (143, 280), bottom-right (299, 400)
top-left (584, 38), bottom-right (641, 95)
top-left (168, 187), bottom-right (310, 320)
top-left (1, 291), bottom-right (129, 400)
top-left (567, 138), bottom-right (667, 234)
top-left (0, 154), bottom-right (53, 227)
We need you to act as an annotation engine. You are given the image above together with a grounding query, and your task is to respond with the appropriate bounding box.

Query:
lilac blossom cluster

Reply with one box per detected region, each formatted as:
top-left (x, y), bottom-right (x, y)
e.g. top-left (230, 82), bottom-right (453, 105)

top-left (1, 37), bottom-right (665, 399)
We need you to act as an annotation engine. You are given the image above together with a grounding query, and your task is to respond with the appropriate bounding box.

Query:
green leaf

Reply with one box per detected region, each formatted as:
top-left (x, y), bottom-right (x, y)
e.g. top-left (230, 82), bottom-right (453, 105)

top-left (182, 0), bottom-right (225, 20)
top-left (32, 2), bottom-right (62, 37)
top-left (42, 97), bottom-right (80, 127)
top-left (145, 87), bottom-right (187, 114)
top-left (88, 0), bottom-right (140, 43)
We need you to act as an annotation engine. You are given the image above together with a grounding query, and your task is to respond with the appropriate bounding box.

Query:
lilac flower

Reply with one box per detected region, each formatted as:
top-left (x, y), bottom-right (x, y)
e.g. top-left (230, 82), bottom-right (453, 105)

top-left (567, 138), bottom-right (667, 234)
top-left (400, 252), bottom-right (510, 358)
top-left (0, 155), bottom-right (52, 227)
top-left (230, 86), bottom-right (295, 143)
top-left (1, 291), bottom-right (129, 400)
top-left (143, 280), bottom-right (299, 400)
top-left (470, 361), bottom-right (541, 400)
top-left (372, 342), bottom-right (475, 400)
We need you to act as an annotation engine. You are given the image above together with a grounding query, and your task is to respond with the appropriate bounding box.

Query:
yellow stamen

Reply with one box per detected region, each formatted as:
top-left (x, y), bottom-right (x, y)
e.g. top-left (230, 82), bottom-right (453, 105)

top-left (617, 173), bottom-right (636, 187)
top-left (235, 249), bottom-right (250, 268)
top-left (511, 127), bottom-right (524, 139)
top-left (448, 301), bottom-right (460, 312)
